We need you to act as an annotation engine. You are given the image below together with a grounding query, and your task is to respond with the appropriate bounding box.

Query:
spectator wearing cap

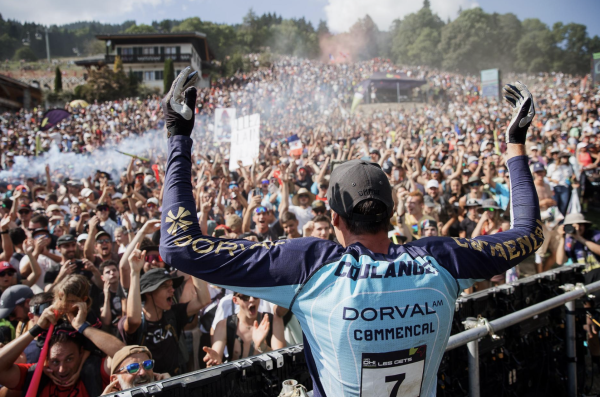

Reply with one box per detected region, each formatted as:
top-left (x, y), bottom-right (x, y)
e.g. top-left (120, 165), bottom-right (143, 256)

top-left (0, 297), bottom-right (125, 397)
top-left (0, 284), bottom-right (34, 327)
top-left (77, 233), bottom-right (88, 252)
top-left (295, 165), bottom-right (312, 190)
top-left (459, 175), bottom-right (485, 210)
top-left (311, 200), bottom-right (327, 218)
top-left (557, 213), bottom-right (600, 272)
top-left (472, 199), bottom-right (505, 239)
top-left (424, 179), bottom-right (452, 227)
top-left (86, 226), bottom-right (121, 267)
top-left (51, 234), bottom-right (102, 291)
top-left (146, 197), bottom-right (161, 221)
top-left (18, 292), bottom-right (53, 363)
top-left (550, 152), bottom-right (576, 216)
top-left (102, 345), bottom-right (170, 395)
top-left (459, 199), bottom-right (481, 238)
top-left (94, 202), bottom-right (119, 241)
top-left (133, 171), bottom-right (151, 199)
top-left (421, 219), bottom-right (438, 237)
top-left (120, 248), bottom-right (210, 375)
top-left (15, 202), bottom-right (32, 230)
top-left (280, 167), bottom-right (316, 232)
top-left (19, 227), bottom-right (60, 293)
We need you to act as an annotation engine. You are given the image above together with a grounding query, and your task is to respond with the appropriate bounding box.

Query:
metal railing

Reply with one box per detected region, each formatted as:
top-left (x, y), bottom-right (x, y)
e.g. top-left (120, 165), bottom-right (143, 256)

top-left (445, 280), bottom-right (600, 397)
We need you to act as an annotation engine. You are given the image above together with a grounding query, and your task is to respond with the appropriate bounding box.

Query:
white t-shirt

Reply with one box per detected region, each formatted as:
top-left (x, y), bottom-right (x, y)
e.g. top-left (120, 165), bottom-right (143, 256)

top-left (20, 254), bottom-right (59, 293)
top-left (288, 205), bottom-right (313, 233)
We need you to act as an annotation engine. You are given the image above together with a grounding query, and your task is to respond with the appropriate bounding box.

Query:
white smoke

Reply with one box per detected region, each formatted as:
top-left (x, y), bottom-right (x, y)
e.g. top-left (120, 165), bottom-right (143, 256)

top-left (0, 129), bottom-right (168, 182)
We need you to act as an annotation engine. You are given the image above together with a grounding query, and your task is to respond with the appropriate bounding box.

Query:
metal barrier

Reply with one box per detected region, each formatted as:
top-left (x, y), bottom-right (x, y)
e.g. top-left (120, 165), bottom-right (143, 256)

top-left (445, 280), bottom-right (600, 397)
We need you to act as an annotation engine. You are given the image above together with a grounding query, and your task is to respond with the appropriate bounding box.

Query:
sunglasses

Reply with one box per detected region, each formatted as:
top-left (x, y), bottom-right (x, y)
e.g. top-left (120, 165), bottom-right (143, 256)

top-left (18, 210), bottom-right (31, 215)
top-left (30, 301), bottom-right (51, 316)
top-left (0, 269), bottom-right (16, 277)
top-left (97, 206), bottom-right (110, 212)
top-left (235, 294), bottom-right (252, 302)
top-left (136, 175), bottom-right (144, 179)
top-left (254, 207), bottom-right (268, 214)
top-left (117, 359), bottom-right (155, 375)
top-left (147, 204), bottom-right (157, 209)
top-left (97, 238), bottom-right (111, 244)
top-left (498, 170), bottom-right (506, 174)
top-left (470, 182), bottom-right (481, 187)
top-left (431, 170), bottom-right (440, 174)
top-left (145, 254), bottom-right (163, 263)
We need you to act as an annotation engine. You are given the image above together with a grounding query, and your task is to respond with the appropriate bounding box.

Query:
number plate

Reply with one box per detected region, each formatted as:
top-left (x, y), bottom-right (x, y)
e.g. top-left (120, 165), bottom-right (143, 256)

top-left (360, 345), bottom-right (426, 397)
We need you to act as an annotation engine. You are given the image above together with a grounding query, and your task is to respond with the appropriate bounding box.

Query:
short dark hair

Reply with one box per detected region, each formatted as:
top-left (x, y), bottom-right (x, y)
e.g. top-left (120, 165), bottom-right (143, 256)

top-left (47, 193), bottom-right (58, 202)
top-left (280, 211), bottom-right (298, 224)
top-left (342, 199), bottom-right (390, 235)
top-left (313, 215), bottom-right (331, 224)
top-left (31, 214), bottom-right (49, 228)
top-left (99, 260), bottom-right (118, 274)
top-left (30, 292), bottom-right (53, 307)
top-left (9, 227), bottom-right (27, 246)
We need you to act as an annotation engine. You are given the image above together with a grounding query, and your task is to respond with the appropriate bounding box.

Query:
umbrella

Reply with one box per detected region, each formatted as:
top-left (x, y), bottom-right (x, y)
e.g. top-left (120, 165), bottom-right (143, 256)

top-left (69, 100), bottom-right (89, 108)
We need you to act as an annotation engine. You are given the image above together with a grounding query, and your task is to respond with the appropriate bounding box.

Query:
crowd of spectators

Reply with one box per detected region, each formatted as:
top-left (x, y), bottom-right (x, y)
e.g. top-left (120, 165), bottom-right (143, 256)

top-left (0, 55), bottom-right (600, 396)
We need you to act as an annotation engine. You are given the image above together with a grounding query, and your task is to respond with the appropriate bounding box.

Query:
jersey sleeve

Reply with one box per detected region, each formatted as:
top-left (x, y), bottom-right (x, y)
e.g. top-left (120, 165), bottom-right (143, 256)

top-left (408, 155), bottom-right (544, 287)
top-left (160, 136), bottom-right (344, 308)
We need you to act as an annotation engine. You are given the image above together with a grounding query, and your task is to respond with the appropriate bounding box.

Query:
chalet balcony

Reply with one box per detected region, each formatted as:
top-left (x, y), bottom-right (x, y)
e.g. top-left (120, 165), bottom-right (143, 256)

top-left (105, 53), bottom-right (192, 63)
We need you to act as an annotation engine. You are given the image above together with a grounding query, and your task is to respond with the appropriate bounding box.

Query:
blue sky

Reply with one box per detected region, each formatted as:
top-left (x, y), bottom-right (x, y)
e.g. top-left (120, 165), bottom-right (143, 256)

top-left (3, 0), bottom-right (599, 37)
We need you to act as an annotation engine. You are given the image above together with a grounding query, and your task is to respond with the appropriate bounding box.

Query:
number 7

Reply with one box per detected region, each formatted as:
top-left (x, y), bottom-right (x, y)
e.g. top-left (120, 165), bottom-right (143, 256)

top-left (385, 373), bottom-right (406, 397)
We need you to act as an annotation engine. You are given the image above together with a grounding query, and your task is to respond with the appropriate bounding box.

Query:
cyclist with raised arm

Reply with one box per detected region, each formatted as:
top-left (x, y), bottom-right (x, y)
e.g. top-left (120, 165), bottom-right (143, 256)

top-left (160, 69), bottom-right (542, 397)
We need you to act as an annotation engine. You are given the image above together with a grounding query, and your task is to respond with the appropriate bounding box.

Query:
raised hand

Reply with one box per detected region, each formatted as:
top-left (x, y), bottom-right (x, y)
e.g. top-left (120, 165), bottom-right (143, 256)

top-left (128, 243), bottom-right (146, 274)
top-left (252, 314), bottom-right (271, 348)
top-left (163, 67), bottom-right (199, 138)
top-left (503, 81), bottom-right (535, 145)
top-left (202, 346), bottom-right (222, 367)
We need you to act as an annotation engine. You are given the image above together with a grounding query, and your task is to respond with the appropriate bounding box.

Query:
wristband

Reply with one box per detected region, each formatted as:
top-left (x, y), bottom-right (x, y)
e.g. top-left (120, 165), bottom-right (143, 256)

top-left (78, 321), bottom-right (91, 334)
top-left (0, 230), bottom-right (8, 235)
top-left (29, 324), bottom-right (45, 338)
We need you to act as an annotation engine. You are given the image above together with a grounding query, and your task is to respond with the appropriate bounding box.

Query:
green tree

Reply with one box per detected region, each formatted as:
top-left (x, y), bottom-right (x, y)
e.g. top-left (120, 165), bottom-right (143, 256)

top-left (552, 22), bottom-right (591, 74)
top-left (317, 20), bottom-right (330, 36)
top-left (13, 46), bottom-right (37, 61)
top-left (54, 66), bottom-right (62, 93)
top-left (439, 8), bottom-right (497, 73)
top-left (124, 23), bottom-right (156, 34)
top-left (514, 19), bottom-right (556, 73)
top-left (390, 2), bottom-right (445, 67)
top-left (163, 58), bottom-right (175, 94)
top-left (0, 33), bottom-right (18, 60)
top-left (490, 13), bottom-right (522, 72)
top-left (172, 17), bottom-right (237, 60)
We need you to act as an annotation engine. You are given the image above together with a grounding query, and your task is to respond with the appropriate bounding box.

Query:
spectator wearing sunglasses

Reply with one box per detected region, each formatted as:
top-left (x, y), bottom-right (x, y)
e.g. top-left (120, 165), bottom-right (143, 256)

top-left (242, 196), bottom-right (279, 242)
top-left (146, 198), bottom-right (161, 221)
top-left (0, 299), bottom-right (125, 397)
top-left (85, 224), bottom-right (121, 268)
top-left (94, 203), bottom-right (118, 241)
top-left (15, 203), bottom-right (33, 230)
top-left (203, 292), bottom-right (285, 367)
top-left (18, 292), bottom-right (53, 363)
top-left (102, 345), bottom-right (170, 395)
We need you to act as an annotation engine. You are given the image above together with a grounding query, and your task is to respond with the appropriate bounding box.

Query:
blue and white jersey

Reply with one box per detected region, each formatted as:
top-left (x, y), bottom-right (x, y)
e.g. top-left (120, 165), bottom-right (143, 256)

top-left (161, 136), bottom-right (543, 397)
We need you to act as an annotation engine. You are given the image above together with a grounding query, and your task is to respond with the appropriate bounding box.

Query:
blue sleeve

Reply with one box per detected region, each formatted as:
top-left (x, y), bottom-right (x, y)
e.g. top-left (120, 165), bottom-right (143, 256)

top-left (310, 181), bottom-right (319, 195)
top-left (407, 155), bottom-right (544, 282)
top-left (159, 136), bottom-right (344, 308)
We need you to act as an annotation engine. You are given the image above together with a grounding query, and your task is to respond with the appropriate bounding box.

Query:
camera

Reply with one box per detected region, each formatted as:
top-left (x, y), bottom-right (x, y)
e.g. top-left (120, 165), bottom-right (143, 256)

top-left (564, 224), bottom-right (575, 235)
top-left (75, 260), bottom-right (85, 270)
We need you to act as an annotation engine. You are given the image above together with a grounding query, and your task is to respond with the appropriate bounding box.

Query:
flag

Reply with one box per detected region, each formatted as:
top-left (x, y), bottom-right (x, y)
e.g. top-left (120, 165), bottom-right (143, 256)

top-left (329, 54), bottom-right (335, 62)
top-left (40, 109), bottom-right (70, 131)
top-left (287, 134), bottom-right (303, 156)
top-left (339, 52), bottom-right (348, 59)
top-left (351, 92), bottom-right (364, 113)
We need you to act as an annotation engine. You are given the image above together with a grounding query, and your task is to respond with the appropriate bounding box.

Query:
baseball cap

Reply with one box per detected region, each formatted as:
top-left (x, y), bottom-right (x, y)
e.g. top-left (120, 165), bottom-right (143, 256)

top-left (0, 285), bottom-right (34, 319)
top-left (423, 195), bottom-right (436, 208)
top-left (46, 204), bottom-right (61, 213)
top-left (0, 261), bottom-right (16, 272)
top-left (467, 156), bottom-right (479, 165)
top-left (147, 197), bottom-right (159, 206)
top-left (426, 180), bottom-right (439, 189)
top-left (532, 163), bottom-right (546, 173)
top-left (139, 268), bottom-right (184, 295)
top-left (76, 233), bottom-right (89, 243)
top-left (57, 234), bottom-right (76, 246)
top-left (111, 345), bottom-right (152, 375)
top-left (80, 188), bottom-right (94, 198)
top-left (327, 159), bottom-right (393, 222)
top-left (311, 200), bottom-right (327, 211)
top-left (95, 231), bottom-right (111, 241)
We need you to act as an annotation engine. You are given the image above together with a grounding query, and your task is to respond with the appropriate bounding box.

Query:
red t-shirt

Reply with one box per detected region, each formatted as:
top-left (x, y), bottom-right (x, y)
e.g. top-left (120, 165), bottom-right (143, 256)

top-left (13, 357), bottom-right (110, 397)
